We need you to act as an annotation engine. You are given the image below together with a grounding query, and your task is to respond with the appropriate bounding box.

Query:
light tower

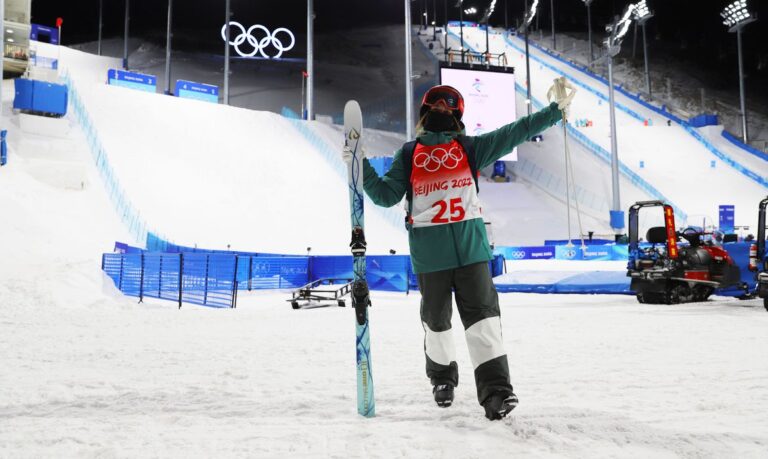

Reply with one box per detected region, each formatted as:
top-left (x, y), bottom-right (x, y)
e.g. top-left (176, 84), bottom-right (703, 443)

top-left (582, 0), bottom-right (594, 63)
top-left (633, 0), bottom-right (653, 97)
top-left (521, 0), bottom-right (539, 116)
top-left (721, 0), bottom-right (757, 144)
top-left (480, 0), bottom-right (497, 60)
top-left (600, 3), bottom-right (637, 235)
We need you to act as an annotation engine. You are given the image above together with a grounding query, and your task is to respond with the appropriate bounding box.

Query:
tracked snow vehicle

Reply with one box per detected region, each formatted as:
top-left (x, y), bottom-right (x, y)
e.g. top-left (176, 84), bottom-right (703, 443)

top-left (627, 201), bottom-right (742, 304)
top-left (752, 197), bottom-right (768, 311)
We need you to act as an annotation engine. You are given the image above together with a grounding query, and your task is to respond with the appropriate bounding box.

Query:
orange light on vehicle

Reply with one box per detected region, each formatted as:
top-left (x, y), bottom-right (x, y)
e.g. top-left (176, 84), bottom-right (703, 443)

top-left (664, 205), bottom-right (678, 259)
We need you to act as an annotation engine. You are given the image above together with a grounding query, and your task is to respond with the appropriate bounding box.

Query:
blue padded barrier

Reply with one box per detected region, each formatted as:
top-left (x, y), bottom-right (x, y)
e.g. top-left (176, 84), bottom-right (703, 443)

top-left (311, 255), bottom-right (413, 292)
top-left (721, 129), bottom-right (768, 163)
top-left (0, 130), bottom-right (7, 166)
top-left (682, 125), bottom-right (768, 187)
top-left (368, 157), bottom-right (394, 177)
top-left (545, 239), bottom-right (614, 246)
top-left (13, 78), bottom-right (68, 116)
top-left (494, 270), bottom-right (632, 295)
top-left (688, 114), bottom-right (718, 128)
top-left (495, 246), bottom-right (556, 260)
top-left (243, 256), bottom-right (309, 290)
top-left (610, 210), bottom-right (626, 230)
top-left (495, 244), bottom-right (628, 261)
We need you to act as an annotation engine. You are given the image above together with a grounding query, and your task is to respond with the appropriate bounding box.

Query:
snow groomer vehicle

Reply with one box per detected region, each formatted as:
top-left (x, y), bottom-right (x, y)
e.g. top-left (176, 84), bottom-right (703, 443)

top-left (627, 201), bottom-right (747, 305)
top-left (752, 196), bottom-right (768, 310)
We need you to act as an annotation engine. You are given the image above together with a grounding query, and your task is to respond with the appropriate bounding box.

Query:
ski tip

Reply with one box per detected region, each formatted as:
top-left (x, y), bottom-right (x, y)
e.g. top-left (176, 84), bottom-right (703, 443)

top-left (344, 100), bottom-right (360, 111)
top-left (344, 101), bottom-right (362, 123)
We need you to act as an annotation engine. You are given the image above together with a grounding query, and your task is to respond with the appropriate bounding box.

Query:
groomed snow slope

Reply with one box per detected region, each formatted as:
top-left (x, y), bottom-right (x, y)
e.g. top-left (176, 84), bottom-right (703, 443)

top-left (57, 43), bottom-right (408, 255)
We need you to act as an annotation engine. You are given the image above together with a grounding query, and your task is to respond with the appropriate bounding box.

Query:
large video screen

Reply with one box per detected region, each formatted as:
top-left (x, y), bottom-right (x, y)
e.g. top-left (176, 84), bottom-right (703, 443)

top-left (439, 64), bottom-right (517, 161)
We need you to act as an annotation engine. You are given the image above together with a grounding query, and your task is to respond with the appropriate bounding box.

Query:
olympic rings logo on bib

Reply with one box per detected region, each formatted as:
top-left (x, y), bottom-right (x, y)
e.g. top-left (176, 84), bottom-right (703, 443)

top-left (413, 146), bottom-right (464, 172)
top-left (221, 22), bottom-right (296, 59)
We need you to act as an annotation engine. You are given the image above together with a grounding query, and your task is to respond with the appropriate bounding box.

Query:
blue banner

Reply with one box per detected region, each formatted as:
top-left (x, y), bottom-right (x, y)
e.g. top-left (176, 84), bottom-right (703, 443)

top-left (175, 80), bottom-right (219, 103)
top-left (108, 69), bottom-right (157, 93)
top-left (719, 205), bottom-right (735, 233)
top-left (495, 246), bottom-right (556, 260)
top-left (555, 245), bottom-right (617, 261)
top-left (30, 24), bottom-right (60, 45)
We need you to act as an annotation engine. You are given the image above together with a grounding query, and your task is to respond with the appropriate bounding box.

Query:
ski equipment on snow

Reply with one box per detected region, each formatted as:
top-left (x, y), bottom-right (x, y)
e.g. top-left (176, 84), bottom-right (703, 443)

top-left (344, 100), bottom-right (375, 417)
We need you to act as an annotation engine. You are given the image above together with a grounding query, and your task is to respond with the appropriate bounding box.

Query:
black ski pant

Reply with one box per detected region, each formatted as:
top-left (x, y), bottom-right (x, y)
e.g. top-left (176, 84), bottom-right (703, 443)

top-left (417, 261), bottom-right (514, 405)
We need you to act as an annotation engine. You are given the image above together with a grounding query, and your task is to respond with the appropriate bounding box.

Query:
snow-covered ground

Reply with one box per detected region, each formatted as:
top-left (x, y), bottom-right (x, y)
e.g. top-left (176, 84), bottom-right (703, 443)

top-left (2, 287), bottom-right (767, 457)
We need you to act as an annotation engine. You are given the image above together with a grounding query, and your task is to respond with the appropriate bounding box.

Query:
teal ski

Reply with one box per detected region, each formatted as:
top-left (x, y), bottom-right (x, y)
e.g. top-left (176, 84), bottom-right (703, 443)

top-left (344, 100), bottom-right (375, 417)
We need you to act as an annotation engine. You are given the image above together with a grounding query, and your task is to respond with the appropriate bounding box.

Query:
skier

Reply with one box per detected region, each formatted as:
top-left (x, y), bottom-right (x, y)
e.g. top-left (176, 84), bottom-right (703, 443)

top-left (342, 82), bottom-right (574, 420)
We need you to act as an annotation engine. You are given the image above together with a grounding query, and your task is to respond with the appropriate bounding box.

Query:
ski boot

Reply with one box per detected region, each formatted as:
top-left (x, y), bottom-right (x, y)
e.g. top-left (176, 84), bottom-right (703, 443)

top-left (433, 384), bottom-right (454, 407)
top-left (483, 392), bottom-right (518, 420)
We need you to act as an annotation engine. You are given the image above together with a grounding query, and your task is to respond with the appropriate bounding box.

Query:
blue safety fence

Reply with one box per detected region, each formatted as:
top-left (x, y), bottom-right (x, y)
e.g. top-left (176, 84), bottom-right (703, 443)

top-left (721, 129), bottom-right (768, 163)
top-left (106, 241), bottom-right (508, 305)
top-left (503, 34), bottom-right (768, 190)
top-left (102, 252), bottom-right (238, 308)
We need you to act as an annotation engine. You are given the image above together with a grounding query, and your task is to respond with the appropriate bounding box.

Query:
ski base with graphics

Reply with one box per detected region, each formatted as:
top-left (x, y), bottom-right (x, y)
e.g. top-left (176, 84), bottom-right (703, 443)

top-left (344, 100), bottom-right (375, 417)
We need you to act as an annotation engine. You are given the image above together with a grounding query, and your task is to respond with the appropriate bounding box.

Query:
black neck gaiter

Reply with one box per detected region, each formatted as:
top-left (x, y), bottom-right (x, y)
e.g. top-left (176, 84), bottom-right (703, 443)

top-left (423, 111), bottom-right (459, 132)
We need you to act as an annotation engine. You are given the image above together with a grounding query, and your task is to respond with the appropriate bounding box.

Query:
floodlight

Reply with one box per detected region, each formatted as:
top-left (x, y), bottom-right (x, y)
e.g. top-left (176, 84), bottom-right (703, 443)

top-left (720, 0), bottom-right (758, 142)
top-left (464, 7), bottom-right (477, 15)
top-left (720, 0), bottom-right (756, 30)
top-left (480, 0), bottom-right (497, 22)
top-left (603, 2), bottom-right (636, 50)
top-left (524, 0), bottom-right (539, 27)
top-left (634, 0), bottom-right (653, 23)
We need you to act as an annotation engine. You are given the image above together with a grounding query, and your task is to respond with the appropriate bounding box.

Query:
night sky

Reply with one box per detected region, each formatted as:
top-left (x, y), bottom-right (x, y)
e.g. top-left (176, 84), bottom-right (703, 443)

top-left (29, 0), bottom-right (768, 95)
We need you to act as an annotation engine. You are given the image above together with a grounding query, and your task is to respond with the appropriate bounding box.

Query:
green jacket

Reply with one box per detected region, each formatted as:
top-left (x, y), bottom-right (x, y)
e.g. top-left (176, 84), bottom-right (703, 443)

top-left (362, 102), bottom-right (562, 274)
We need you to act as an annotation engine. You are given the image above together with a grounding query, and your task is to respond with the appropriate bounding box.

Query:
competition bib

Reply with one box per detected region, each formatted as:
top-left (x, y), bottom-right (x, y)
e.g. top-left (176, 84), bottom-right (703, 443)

top-left (409, 140), bottom-right (482, 228)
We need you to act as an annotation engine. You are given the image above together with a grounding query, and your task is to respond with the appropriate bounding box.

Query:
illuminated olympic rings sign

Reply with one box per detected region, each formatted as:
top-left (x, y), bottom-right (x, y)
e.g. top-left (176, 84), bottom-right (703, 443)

top-left (413, 147), bottom-right (464, 172)
top-left (221, 22), bottom-right (296, 59)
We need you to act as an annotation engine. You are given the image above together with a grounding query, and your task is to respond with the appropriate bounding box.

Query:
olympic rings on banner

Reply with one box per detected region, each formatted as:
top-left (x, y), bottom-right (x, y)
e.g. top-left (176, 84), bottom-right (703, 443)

top-left (509, 251), bottom-right (527, 259)
top-left (220, 22), bottom-right (296, 59)
top-left (413, 147), bottom-right (464, 173)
